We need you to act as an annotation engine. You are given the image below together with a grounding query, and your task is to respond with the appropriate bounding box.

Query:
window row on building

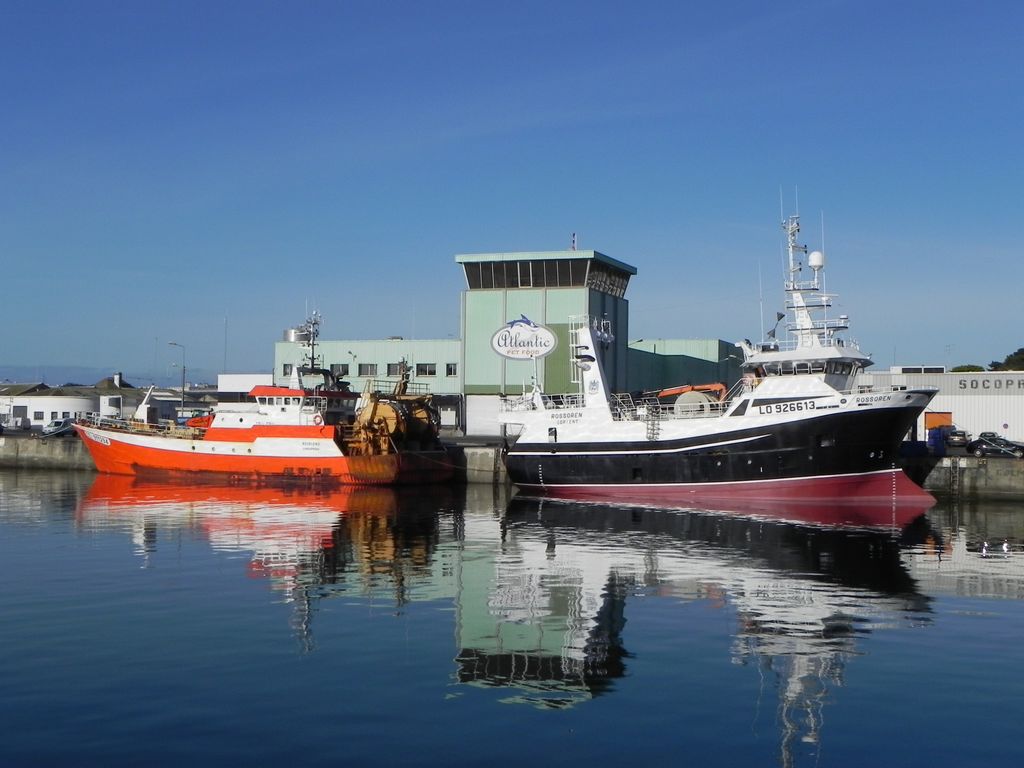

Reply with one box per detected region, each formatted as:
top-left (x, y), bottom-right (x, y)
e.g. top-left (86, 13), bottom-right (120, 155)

top-left (33, 410), bottom-right (73, 421)
top-left (282, 362), bottom-right (458, 378)
top-left (461, 258), bottom-right (630, 298)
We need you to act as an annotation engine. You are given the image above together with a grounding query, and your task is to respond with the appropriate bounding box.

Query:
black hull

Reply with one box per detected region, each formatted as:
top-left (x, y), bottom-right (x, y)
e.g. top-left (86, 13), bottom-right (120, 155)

top-left (505, 405), bottom-right (924, 495)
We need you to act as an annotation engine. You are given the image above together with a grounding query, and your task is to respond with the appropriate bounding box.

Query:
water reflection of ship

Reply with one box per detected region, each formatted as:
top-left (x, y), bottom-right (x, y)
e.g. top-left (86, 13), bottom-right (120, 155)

top-left (77, 475), bottom-right (456, 650)
top-left (464, 496), bottom-right (933, 760)
top-left (514, 485), bottom-right (935, 531)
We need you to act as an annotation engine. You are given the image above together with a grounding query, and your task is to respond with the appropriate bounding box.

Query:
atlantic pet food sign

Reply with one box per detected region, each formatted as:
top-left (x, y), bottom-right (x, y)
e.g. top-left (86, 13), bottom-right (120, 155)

top-left (491, 315), bottom-right (558, 360)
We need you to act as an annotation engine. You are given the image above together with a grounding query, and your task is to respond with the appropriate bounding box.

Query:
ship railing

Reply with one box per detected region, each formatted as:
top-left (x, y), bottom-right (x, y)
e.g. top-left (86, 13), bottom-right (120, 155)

top-left (610, 393), bottom-right (730, 421)
top-left (498, 391), bottom-right (587, 412)
top-left (759, 336), bottom-right (860, 353)
top-left (785, 279), bottom-right (822, 292)
top-left (77, 412), bottom-right (204, 439)
top-left (540, 393), bottom-right (586, 409)
top-left (609, 393), bottom-right (639, 419)
top-left (498, 394), bottom-right (537, 412)
top-left (809, 318), bottom-right (850, 331)
top-left (362, 378), bottom-right (433, 397)
top-left (853, 384), bottom-right (925, 396)
top-left (643, 400), bottom-right (730, 420)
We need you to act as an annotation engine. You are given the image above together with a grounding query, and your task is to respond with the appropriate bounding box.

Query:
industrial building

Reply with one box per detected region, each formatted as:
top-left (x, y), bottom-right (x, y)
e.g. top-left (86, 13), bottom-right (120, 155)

top-left (0, 382), bottom-right (94, 430)
top-left (274, 248), bottom-right (742, 436)
top-left (866, 367), bottom-right (1024, 443)
top-left (0, 374), bottom-right (187, 431)
top-left (273, 335), bottom-right (463, 430)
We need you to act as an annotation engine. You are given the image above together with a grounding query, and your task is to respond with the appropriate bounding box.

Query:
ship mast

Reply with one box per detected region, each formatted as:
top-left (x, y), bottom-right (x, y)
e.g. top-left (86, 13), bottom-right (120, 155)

top-left (783, 215), bottom-right (845, 349)
top-left (301, 311), bottom-right (322, 369)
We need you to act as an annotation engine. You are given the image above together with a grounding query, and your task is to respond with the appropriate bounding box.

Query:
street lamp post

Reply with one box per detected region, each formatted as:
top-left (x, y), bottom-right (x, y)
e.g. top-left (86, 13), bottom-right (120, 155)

top-left (168, 342), bottom-right (185, 416)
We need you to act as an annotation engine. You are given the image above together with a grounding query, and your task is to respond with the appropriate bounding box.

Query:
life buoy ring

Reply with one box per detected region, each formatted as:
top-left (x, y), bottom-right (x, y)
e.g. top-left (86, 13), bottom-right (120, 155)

top-left (313, 414), bottom-right (323, 426)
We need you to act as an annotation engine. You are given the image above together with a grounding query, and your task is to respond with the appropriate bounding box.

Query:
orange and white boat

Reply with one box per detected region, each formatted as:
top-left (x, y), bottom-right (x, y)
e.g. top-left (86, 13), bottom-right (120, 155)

top-left (74, 315), bottom-right (455, 486)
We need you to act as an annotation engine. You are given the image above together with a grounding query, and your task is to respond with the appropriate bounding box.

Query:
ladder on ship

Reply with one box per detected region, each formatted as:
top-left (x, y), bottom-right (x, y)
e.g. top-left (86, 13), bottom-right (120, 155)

top-left (646, 407), bottom-right (661, 441)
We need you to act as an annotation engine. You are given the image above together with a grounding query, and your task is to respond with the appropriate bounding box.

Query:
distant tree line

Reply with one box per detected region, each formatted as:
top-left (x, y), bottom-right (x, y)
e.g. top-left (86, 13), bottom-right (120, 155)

top-left (951, 347), bottom-right (1024, 372)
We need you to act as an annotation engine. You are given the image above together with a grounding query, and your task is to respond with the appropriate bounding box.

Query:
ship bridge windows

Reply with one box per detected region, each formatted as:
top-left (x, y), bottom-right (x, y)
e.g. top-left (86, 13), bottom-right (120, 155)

top-left (825, 361), bottom-right (855, 376)
top-left (256, 396), bottom-right (302, 407)
top-left (764, 360), bottom-right (842, 376)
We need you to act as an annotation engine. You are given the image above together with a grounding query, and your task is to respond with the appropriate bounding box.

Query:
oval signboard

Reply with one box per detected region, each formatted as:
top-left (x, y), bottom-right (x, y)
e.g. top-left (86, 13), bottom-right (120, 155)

top-left (491, 316), bottom-right (558, 360)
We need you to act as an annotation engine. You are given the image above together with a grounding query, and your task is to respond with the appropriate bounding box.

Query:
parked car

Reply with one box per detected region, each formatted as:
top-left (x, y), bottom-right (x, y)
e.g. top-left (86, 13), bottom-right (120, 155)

top-left (42, 417), bottom-right (77, 437)
top-left (966, 434), bottom-right (1024, 458)
top-left (945, 429), bottom-right (969, 447)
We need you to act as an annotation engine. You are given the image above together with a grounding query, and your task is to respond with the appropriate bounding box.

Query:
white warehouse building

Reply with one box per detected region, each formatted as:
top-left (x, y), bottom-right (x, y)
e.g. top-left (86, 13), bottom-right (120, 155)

top-left (863, 368), bottom-right (1024, 443)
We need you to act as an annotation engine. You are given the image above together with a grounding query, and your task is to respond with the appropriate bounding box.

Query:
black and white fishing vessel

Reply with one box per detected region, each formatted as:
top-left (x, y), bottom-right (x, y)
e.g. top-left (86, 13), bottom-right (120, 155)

top-left (499, 214), bottom-right (937, 506)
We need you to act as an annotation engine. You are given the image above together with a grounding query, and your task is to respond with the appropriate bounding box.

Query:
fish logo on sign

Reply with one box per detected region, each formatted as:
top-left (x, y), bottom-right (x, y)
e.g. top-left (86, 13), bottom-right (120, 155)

top-left (506, 314), bottom-right (538, 329)
top-left (491, 315), bottom-right (558, 360)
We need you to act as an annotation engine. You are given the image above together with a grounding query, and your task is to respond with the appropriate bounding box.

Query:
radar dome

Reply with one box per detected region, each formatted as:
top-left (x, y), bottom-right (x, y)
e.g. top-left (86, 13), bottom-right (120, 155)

top-left (808, 250), bottom-right (825, 271)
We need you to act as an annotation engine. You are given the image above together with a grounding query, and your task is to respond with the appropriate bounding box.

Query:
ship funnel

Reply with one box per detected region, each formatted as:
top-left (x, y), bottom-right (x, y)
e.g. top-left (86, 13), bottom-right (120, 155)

top-left (569, 316), bottom-right (611, 409)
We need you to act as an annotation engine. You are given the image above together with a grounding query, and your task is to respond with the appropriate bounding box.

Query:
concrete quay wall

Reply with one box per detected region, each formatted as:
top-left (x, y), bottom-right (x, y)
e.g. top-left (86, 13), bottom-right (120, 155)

top-left (904, 455), bottom-right (1024, 501)
top-left (0, 435), bottom-right (96, 471)
top-left (452, 444), bottom-right (508, 485)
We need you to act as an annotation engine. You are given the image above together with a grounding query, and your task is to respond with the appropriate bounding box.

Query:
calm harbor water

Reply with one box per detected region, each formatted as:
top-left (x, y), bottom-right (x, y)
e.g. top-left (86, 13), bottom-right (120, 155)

top-left (2, 470), bottom-right (1024, 767)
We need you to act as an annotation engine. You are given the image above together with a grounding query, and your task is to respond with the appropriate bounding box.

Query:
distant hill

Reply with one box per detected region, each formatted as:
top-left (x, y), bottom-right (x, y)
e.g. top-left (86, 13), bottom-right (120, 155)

top-left (0, 364), bottom-right (220, 389)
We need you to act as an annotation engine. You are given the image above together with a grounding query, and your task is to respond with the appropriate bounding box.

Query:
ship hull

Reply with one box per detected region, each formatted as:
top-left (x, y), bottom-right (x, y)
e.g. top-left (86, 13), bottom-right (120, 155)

top-left (504, 403), bottom-right (932, 505)
top-left (74, 424), bottom-right (453, 486)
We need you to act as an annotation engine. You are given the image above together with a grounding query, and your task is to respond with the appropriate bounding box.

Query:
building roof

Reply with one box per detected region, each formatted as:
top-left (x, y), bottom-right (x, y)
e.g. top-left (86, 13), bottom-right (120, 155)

top-left (455, 249), bottom-right (637, 276)
top-left (0, 382), bottom-right (49, 397)
top-left (92, 375), bottom-right (138, 392)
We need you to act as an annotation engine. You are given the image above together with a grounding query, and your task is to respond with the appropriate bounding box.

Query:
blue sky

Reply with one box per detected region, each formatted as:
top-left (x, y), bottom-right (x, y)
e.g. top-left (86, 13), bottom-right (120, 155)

top-left (2, 0), bottom-right (1022, 384)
